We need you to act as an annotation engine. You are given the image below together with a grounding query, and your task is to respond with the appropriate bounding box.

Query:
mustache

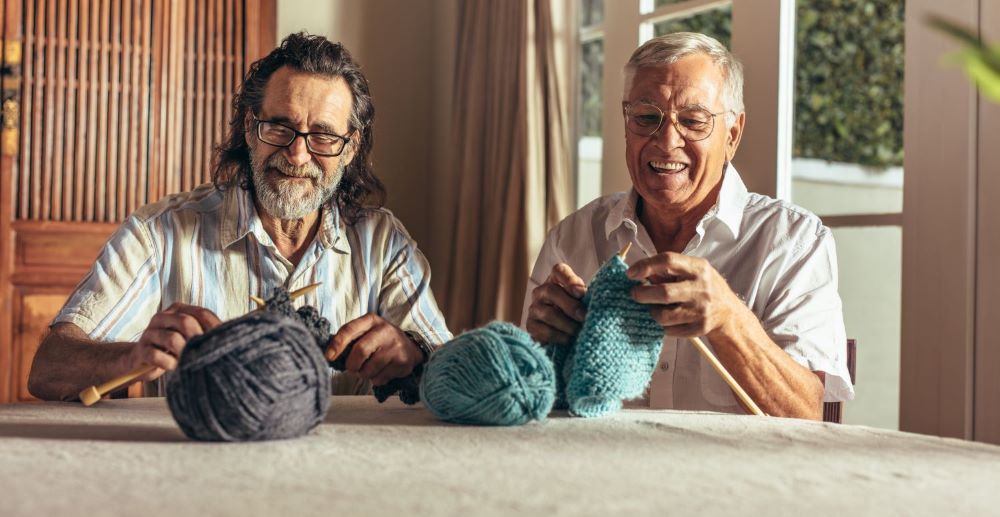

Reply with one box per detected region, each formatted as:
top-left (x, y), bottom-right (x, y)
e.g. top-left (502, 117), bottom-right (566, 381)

top-left (266, 156), bottom-right (322, 179)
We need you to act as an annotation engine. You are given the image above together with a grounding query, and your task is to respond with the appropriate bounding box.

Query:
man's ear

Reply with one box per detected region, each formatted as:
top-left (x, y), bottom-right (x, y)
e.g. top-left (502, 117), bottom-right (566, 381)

top-left (243, 112), bottom-right (254, 147)
top-left (341, 130), bottom-right (360, 167)
top-left (726, 111), bottom-right (746, 161)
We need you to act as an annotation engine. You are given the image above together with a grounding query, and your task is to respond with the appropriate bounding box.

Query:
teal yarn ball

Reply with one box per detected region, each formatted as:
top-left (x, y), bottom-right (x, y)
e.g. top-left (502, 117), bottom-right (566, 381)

top-left (419, 321), bottom-right (556, 425)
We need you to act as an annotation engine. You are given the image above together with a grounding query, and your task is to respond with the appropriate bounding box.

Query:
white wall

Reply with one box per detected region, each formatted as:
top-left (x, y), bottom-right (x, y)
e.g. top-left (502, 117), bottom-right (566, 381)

top-left (277, 0), bottom-right (457, 293)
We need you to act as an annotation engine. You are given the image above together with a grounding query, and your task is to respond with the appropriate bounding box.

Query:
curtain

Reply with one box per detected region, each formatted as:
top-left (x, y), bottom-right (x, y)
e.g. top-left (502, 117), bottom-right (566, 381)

top-left (443, 0), bottom-right (572, 332)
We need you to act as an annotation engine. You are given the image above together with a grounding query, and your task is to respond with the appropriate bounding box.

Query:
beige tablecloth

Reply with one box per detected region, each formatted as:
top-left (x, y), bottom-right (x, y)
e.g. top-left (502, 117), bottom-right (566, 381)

top-left (1, 396), bottom-right (998, 516)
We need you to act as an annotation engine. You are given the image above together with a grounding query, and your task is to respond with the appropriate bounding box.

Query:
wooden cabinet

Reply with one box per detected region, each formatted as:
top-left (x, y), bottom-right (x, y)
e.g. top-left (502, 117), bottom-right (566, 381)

top-left (0, 0), bottom-right (276, 403)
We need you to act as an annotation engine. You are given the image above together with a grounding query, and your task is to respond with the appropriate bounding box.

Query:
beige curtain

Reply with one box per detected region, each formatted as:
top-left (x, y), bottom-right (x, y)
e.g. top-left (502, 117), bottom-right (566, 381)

top-left (443, 0), bottom-right (572, 332)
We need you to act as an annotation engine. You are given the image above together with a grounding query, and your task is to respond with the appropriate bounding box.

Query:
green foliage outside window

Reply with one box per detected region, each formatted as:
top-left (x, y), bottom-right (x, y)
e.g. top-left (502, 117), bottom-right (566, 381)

top-left (794, 0), bottom-right (904, 168)
top-left (653, 6), bottom-right (732, 49)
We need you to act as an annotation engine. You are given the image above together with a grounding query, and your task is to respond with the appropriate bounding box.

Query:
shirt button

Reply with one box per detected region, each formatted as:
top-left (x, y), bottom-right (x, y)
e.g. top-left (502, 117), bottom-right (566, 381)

top-left (660, 361), bottom-right (669, 371)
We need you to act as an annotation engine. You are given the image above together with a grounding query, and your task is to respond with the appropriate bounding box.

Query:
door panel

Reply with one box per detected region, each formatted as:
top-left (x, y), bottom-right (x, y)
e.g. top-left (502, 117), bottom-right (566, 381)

top-left (0, 0), bottom-right (276, 403)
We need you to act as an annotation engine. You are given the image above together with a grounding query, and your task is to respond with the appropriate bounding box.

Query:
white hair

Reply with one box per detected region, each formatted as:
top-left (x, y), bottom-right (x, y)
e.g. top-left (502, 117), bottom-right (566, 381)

top-left (623, 32), bottom-right (744, 126)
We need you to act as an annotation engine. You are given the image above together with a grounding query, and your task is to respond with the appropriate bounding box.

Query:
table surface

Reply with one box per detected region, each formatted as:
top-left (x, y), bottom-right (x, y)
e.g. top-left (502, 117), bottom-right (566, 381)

top-left (2, 397), bottom-right (999, 516)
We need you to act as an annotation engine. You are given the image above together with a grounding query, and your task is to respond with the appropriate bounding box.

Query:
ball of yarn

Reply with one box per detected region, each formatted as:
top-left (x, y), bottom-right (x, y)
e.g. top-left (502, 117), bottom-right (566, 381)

top-left (419, 321), bottom-right (555, 425)
top-left (167, 310), bottom-right (331, 441)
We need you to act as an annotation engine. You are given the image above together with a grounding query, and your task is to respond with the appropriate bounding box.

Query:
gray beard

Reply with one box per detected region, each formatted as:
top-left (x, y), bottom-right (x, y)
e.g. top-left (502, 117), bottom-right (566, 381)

top-left (250, 154), bottom-right (345, 220)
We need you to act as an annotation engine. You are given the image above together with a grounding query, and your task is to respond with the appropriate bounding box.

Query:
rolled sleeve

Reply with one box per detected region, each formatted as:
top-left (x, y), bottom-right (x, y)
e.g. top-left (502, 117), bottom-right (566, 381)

top-left (52, 216), bottom-right (162, 342)
top-left (761, 228), bottom-right (854, 402)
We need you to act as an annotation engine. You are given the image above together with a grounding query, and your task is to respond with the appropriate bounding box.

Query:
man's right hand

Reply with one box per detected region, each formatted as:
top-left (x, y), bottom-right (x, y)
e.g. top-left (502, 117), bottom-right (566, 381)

top-left (525, 263), bottom-right (588, 345)
top-left (129, 303), bottom-right (222, 381)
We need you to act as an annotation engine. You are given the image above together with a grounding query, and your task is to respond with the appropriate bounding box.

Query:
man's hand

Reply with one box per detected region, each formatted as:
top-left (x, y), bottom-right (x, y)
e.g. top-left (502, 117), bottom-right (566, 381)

top-left (325, 314), bottom-right (424, 386)
top-left (129, 303), bottom-right (222, 381)
top-left (627, 252), bottom-right (743, 338)
top-left (525, 263), bottom-right (588, 345)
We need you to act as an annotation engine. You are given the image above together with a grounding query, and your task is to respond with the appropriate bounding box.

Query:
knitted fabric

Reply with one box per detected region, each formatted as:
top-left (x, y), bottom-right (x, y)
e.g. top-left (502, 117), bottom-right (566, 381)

top-left (548, 255), bottom-right (665, 417)
top-left (166, 310), bottom-right (331, 441)
top-left (261, 289), bottom-right (421, 404)
top-left (420, 321), bottom-right (556, 425)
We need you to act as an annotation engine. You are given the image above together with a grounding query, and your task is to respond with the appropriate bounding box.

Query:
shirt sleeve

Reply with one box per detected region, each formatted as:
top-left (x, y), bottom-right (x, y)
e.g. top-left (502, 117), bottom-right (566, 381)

top-left (760, 227), bottom-right (855, 402)
top-left (377, 221), bottom-right (453, 348)
top-left (52, 216), bottom-right (162, 343)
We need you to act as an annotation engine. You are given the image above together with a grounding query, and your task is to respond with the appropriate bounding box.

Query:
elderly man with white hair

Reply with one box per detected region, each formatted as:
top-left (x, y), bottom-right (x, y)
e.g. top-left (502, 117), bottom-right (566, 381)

top-left (522, 32), bottom-right (854, 420)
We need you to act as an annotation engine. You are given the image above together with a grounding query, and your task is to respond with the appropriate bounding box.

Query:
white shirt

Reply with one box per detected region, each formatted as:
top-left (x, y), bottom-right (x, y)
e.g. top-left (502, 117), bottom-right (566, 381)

top-left (521, 165), bottom-right (854, 413)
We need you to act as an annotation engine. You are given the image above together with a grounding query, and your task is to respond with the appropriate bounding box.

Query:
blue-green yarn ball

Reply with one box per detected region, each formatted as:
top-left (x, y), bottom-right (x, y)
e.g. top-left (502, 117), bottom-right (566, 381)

top-left (419, 321), bottom-right (556, 426)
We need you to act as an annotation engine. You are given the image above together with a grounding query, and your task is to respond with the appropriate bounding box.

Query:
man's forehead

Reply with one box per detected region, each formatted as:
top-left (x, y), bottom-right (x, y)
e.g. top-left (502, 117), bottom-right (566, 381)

top-left (623, 58), bottom-right (724, 104)
top-left (259, 67), bottom-right (353, 130)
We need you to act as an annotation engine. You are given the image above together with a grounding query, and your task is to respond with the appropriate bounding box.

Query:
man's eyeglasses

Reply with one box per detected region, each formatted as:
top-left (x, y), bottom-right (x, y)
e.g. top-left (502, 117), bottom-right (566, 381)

top-left (253, 116), bottom-right (353, 157)
top-left (623, 102), bottom-right (729, 142)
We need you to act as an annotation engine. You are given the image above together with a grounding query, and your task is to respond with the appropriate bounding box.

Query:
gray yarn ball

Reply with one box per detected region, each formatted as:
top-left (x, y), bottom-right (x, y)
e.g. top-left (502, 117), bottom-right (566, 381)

top-left (166, 310), bottom-right (331, 441)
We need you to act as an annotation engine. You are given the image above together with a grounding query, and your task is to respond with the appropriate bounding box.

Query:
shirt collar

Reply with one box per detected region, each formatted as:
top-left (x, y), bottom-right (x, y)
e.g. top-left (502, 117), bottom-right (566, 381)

top-left (604, 162), bottom-right (748, 242)
top-left (220, 185), bottom-right (349, 253)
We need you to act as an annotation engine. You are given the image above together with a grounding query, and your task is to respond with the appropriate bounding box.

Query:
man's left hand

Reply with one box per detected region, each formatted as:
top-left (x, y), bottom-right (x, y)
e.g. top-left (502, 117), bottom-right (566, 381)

top-left (325, 314), bottom-right (424, 386)
top-left (627, 252), bottom-right (744, 338)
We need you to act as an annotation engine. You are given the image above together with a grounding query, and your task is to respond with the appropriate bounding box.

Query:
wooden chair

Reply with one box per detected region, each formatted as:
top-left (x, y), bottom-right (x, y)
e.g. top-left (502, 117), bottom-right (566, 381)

top-left (822, 339), bottom-right (857, 423)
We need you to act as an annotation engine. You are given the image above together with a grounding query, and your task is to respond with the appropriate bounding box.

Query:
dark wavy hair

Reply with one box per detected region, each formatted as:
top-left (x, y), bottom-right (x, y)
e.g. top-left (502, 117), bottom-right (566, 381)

top-left (213, 32), bottom-right (385, 224)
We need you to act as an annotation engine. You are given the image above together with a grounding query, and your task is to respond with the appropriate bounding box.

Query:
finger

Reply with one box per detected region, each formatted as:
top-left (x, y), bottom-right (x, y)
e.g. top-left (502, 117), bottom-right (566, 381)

top-left (528, 301), bottom-right (581, 336)
top-left (534, 283), bottom-right (587, 322)
top-left (631, 281), bottom-right (693, 306)
top-left (548, 263), bottom-right (587, 297)
top-left (173, 305), bottom-right (223, 332)
top-left (152, 313), bottom-right (204, 341)
top-left (649, 304), bottom-right (700, 328)
top-left (662, 322), bottom-right (705, 338)
top-left (359, 346), bottom-right (394, 381)
top-left (143, 346), bottom-right (179, 372)
top-left (344, 329), bottom-right (382, 373)
top-left (371, 363), bottom-right (411, 387)
top-left (526, 318), bottom-right (574, 345)
top-left (329, 314), bottom-right (380, 361)
top-left (141, 328), bottom-right (187, 357)
top-left (626, 252), bottom-right (697, 281)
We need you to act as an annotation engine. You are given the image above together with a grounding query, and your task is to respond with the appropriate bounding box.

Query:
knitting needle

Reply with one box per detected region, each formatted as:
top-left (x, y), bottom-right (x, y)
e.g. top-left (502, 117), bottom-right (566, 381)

top-left (79, 364), bottom-right (155, 406)
top-left (617, 241), bottom-right (632, 259)
top-left (248, 283), bottom-right (322, 310)
top-left (688, 336), bottom-right (766, 416)
top-left (616, 243), bottom-right (765, 416)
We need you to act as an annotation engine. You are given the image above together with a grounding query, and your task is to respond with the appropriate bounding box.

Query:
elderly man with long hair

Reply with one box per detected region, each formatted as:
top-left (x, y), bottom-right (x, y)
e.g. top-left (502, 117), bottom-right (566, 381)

top-left (29, 33), bottom-right (450, 401)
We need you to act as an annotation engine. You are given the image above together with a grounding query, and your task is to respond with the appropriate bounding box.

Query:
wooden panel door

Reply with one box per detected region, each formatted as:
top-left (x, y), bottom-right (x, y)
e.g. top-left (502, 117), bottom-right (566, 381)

top-left (0, 0), bottom-right (276, 403)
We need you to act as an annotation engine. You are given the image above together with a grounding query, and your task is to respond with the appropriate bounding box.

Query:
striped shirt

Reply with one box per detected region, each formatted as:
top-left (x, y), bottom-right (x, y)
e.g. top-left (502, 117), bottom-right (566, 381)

top-left (54, 183), bottom-right (452, 393)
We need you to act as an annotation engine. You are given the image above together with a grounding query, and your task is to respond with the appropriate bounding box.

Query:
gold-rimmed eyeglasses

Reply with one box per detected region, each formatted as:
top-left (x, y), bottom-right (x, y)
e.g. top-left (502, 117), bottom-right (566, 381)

top-left (622, 102), bottom-right (730, 142)
top-left (253, 116), bottom-right (353, 157)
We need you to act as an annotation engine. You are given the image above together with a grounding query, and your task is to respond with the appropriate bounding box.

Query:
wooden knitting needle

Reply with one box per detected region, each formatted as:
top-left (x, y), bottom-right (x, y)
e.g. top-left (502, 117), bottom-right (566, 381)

top-left (688, 336), bottom-right (766, 416)
top-left (617, 241), bottom-right (633, 259)
top-left (248, 283), bottom-right (322, 310)
top-left (616, 243), bottom-right (765, 416)
top-left (79, 364), bottom-right (155, 406)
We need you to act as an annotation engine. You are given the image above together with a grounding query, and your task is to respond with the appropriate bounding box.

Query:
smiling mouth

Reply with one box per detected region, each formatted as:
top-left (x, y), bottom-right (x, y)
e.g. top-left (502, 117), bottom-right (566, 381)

top-left (648, 161), bottom-right (688, 174)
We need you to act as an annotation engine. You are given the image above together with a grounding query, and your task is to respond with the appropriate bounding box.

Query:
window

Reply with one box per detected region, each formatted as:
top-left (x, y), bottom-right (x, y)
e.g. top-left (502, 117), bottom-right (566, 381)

top-left (576, 0), bottom-right (605, 208)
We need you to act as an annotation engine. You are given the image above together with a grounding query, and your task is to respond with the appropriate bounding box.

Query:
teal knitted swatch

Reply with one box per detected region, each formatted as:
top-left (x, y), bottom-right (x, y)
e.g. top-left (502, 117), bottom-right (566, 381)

top-left (547, 255), bottom-right (665, 417)
top-left (420, 321), bottom-right (556, 426)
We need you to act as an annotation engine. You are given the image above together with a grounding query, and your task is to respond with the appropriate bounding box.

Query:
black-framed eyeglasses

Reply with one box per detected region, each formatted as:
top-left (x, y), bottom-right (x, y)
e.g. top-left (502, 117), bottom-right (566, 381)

top-left (253, 116), bottom-right (353, 157)
top-left (622, 102), bottom-right (730, 142)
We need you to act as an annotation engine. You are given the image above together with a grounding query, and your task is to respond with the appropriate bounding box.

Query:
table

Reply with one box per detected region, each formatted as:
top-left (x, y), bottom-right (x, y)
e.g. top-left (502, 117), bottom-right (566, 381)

top-left (1, 397), bottom-right (998, 516)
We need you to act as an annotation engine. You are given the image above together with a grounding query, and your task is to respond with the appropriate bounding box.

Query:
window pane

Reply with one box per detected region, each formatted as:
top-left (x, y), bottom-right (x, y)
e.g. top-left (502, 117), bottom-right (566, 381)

top-left (791, 0), bottom-right (904, 216)
top-left (652, 5), bottom-right (732, 48)
top-left (832, 226), bottom-right (901, 430)
top-left (579, 0), bottom-right (604, 27)
top-left (577, 38), bottom-right (604, 208)
top-left (653, 0), bottom-right (687, 7)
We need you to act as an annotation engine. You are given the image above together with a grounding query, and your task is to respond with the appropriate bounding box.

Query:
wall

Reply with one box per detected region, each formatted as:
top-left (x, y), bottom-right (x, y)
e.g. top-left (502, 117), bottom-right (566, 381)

top-left (277, 0), bottom-right (458, 309)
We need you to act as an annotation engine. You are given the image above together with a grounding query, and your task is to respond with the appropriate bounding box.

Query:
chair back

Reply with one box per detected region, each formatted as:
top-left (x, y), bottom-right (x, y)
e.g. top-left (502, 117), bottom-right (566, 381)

top-left (822, 339), bottom-right (856, 423)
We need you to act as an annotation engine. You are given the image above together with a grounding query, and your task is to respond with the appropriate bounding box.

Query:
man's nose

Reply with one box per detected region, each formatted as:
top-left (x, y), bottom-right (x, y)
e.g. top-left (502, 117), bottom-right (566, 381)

top-left (282, 135), bottom-right (312, 167)
top-left (653, 115), bottom-right (686, 149)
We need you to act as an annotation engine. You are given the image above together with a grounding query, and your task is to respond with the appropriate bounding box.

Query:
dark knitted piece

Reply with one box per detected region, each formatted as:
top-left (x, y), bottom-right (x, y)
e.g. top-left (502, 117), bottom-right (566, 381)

top-left (166, 310), bottom-right (331, 441)
top-left (262, 288), bottom-right (422, 404)
top-left (547, 256), bottom-right (665, 417)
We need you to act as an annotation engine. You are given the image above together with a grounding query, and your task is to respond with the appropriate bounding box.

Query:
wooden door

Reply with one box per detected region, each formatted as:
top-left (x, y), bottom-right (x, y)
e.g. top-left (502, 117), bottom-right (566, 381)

top-left (0, 0), bottom-right (276, 403)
